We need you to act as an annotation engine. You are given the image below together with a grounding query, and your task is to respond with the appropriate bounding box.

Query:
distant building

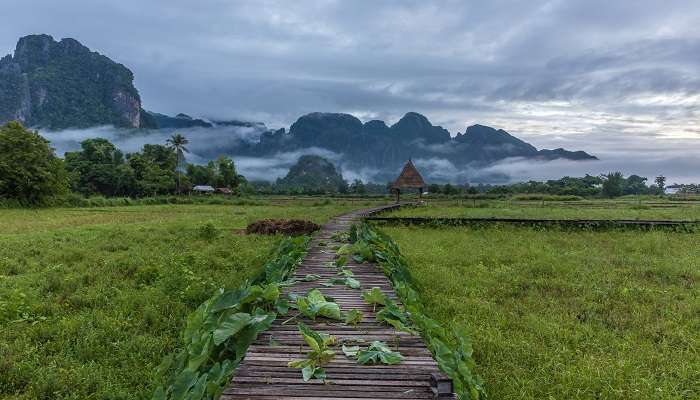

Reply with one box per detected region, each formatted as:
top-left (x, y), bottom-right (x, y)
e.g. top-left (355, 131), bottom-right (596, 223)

top-left (192, 185), bottom-right (215, 193)
top-left (217, 187), bottom-right (233, 195)
top-left (665, 187), bottom-right (680, 195)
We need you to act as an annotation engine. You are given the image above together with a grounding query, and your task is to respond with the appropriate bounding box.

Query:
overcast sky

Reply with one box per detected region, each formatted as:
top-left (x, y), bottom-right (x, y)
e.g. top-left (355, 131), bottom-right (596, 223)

top-left (2, 0), bottom-right (699, 182)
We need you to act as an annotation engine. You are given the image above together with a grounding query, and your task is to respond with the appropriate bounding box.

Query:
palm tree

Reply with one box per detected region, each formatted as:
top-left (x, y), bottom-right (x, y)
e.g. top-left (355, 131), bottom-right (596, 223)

top-left (166, 133), bottom-right (189, 194)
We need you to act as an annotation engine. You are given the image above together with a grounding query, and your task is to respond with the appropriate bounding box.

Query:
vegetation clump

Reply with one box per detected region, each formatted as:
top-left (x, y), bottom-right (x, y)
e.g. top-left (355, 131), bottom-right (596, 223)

top-left (152, 236), bottom-right (309, 400)
top-left (350, 223), bottom-right (486, 400)
top-left (287, 323), bottom-right (336, 382)
top-left (0, 121), bottom-right (69, 205)
top-left (246, 219), bottom-right (320, 236)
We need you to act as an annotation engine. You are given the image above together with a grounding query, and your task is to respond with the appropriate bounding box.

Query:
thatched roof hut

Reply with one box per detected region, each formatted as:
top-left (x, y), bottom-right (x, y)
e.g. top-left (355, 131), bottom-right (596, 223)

top-left (391, 160), bottom-right (426, 202)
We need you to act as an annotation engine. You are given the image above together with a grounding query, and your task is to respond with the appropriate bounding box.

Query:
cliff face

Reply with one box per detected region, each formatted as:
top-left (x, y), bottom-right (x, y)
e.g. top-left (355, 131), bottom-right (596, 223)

top-left (0, 35), bottom-right (149, 129)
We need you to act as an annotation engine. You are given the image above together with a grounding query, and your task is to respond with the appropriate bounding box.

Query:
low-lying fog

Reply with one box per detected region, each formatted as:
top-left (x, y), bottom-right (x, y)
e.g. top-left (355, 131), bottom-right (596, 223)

top-left (41, 126), bottom-right (700, 185)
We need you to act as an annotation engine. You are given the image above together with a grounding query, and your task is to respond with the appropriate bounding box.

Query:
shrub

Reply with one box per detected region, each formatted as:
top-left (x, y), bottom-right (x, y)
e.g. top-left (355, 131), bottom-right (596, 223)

top-left (196, 221), bottom-right (219, 240)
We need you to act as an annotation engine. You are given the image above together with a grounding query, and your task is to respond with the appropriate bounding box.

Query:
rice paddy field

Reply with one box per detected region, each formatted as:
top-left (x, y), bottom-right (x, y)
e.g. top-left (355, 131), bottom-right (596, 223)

top-left (0, 200), bottom-right (379, 399)
top-left (387, 198), bottom-right (700, 220)
top-left (382, 221), bottom-right (700, 399)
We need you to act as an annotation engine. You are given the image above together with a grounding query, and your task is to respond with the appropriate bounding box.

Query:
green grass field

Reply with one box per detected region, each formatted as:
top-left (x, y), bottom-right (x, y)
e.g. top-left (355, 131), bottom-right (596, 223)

top-left (3, 198), bottom-right (698, 399)
top-left (388, 199), bottom-right (700, 220)
top-left (0, 202), bottom-right (369, 399)
top-left (383, 225), bottom-right (700, 399)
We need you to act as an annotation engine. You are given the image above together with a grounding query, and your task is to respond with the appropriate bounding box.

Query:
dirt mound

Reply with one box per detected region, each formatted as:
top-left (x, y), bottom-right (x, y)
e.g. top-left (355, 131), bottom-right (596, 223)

top-left (245, 219), bottom-right (320, 236)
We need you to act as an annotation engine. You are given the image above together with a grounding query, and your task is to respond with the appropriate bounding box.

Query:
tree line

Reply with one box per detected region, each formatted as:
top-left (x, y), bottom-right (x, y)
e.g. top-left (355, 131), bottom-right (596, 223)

top-left (427, 174), bottom-right (668, 198)
top-left (0, 121), bottom-right (690, 205)
top-left (0, 122), bottom-right (244, 205)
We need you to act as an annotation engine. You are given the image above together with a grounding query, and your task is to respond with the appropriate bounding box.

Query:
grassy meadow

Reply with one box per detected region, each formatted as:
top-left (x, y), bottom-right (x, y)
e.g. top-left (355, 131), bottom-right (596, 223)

top-left (0, 200), bottom-right (374, 399)
top-left (384, 225), bottom-right (700, 399)
top-left (388, 198), bottom-right (700, 220)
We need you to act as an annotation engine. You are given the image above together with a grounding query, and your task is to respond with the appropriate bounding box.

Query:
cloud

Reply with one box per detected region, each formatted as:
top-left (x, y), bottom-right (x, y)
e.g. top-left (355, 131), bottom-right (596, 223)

top-left (3, 1), bottom-right (699, 183)
top-left (41, 125), bottom-right (266, 160)
top-left (1, 1), bottom-right (698, 135)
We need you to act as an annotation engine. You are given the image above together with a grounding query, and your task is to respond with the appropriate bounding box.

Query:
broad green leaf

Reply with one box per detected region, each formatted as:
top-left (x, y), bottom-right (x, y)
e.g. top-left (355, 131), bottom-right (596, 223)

top-left (170, 369), bottom-right (198, 400)
top-left (213, 313), bottom-right (252, 346)
top-left (335, 255), bottom-right (348, 267)
top-left (362, 287), bottom-right (387, 306)
top-left (152, 386), bottom-right (166, 400)
top-left (275, 298), bottom-right (289, 314)
top-left (336, 244), bottom-right (352, 255)
top-left (210, 288), bottom-right (245, 312)
top-left (356, 341), bottom-right (403, 365)
top-left (379, 351), bottom-right (404, 365)
top-left (313, 367), bottom-right (327, 381)
top-left (298, 322), bottom-right (323, 352)
top-left (188, 372), bottom-right (208, 399)
top-left (187, 333), bottom-right (213, 371)
top-left (345, 277), bottom-right (361, 289)
top-left (301, 365), bottom-right (316, 381)
top-left (318, 302), bottom-right (341, 320)
top-left (338, 268), bottom-right (354, 277)
top-left (262, 284), bottom-right (280, 302)
top-left (240, 285), bottom-right (264, 305)
top-left (318, 349), bottom-right (336, 364)
top-left (302, 274), bottom-right (321, 281)
top-left (306, 289), bottom-right (326, 304)
top-left (344, 309), bottom-right (363, 326)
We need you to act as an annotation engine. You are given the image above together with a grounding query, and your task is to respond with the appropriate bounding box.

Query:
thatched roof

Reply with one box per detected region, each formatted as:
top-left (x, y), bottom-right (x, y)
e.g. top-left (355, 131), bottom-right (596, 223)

top-left (391, 160), bottom-right (426, 189)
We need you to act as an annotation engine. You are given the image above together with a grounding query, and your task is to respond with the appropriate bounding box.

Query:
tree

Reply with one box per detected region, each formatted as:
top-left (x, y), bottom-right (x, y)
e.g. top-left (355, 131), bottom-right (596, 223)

top-left (127, 150), bottom-right (176, 196)
top-left (0, 121), bottom-right (69, 204)
top-left (427, 183), bottom-right (441, 194)
top-left (166, 133), bottom-right (189, 193)
top-left (655, 176), bottom-right (666, 191)
top-left (623, 175), bottom-right (648, 195)
top-left (216, 156), bottom-right (239, 188)
top-left (601, 172), bottom-right (625, 198)
top-left (186, 163), bottom-right (215, 186)
top-left (350, 179), bottom-right (367, 195)
top-left (65, 138), bottom-right (129, 196)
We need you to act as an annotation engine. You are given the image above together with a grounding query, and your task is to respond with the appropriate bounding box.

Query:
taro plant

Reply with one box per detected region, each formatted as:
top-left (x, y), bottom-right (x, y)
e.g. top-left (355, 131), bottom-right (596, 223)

top-left (376, 298), bottom-right (416, 334)
top-left (342, 340), bottom-right (403, 365)
top-left (288, 322), bottom-right (336, 381)
top-left (344, 309), bottom-right (363, 327)
top-left (290, 288), bottom-right (342, 320)
top-left (362, 287), bottom-right (414, 332)
top-left (362, 287), bottom-right (387, 311)
top-left (322, 268), bottom-right (361, 289)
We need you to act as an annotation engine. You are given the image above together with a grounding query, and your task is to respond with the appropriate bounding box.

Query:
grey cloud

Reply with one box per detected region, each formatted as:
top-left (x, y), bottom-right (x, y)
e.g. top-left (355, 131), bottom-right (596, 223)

top-left (2, 0), bottom-right (698, 183)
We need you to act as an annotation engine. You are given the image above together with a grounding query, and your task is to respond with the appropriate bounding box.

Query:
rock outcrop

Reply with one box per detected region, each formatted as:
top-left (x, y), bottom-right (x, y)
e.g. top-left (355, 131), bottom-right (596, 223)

top-left (0, 35), bottom-right (151, 129)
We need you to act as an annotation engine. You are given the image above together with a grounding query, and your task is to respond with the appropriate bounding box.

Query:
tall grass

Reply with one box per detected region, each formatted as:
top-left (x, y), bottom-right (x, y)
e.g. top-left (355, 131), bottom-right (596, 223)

top-left (384, 225), bottom-right (700, 400)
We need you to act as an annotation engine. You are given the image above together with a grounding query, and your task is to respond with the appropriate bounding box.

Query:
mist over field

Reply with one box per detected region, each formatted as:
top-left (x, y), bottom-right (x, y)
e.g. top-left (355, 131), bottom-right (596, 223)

top-left (40, 125), bottom-right (700, 184)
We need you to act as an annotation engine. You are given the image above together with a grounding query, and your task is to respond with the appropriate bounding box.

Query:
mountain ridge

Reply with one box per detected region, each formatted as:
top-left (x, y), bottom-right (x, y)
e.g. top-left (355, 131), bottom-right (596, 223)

top-left (0, 35), bottom-right (597, 182)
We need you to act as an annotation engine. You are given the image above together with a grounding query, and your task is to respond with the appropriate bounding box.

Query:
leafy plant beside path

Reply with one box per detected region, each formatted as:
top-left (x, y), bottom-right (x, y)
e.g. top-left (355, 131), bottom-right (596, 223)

top-left (350, 223), bottom-right (487, 400)
top-left (151, 236), bottom-right (309, 400)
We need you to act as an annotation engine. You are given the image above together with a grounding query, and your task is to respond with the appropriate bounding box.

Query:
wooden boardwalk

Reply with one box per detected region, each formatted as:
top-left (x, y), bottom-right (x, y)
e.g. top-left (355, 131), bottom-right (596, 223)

top-left (222, 205), bottom-right (455, 399)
